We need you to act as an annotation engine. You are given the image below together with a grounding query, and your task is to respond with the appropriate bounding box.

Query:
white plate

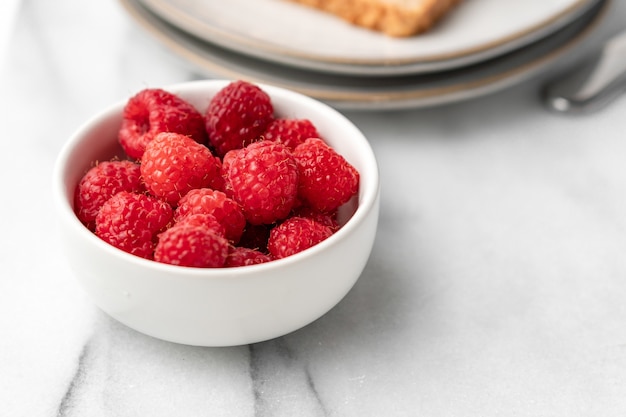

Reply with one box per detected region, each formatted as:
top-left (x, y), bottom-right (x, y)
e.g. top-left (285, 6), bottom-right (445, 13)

top-left (119, 0), bottom-right (608, 110)
top-left (136, 0), bottom-right (600, 75)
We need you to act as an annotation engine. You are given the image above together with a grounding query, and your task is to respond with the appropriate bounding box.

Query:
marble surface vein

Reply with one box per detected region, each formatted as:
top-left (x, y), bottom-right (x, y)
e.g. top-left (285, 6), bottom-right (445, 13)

top-left (2, 0), bottom-right (626, 416)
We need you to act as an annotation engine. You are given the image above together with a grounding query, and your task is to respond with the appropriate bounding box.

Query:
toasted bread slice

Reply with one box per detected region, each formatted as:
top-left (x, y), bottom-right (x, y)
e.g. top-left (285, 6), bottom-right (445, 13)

top-left (290, 0), bottom-right (463, 37)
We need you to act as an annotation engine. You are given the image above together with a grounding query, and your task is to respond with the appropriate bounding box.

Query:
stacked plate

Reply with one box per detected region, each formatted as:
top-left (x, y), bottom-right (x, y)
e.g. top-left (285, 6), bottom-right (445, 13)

top-left (120, 0), bottom-right (608, 110)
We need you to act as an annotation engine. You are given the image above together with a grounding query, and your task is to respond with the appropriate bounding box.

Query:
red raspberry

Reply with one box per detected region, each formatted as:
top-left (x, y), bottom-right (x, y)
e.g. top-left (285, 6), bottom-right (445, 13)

top-left (118, 88), bottom-right (207, 159)
top-left (174, 213), bottom-right (226, 238)
top-left (95, 191), bottom-right (173, 259)
top-left (225, 247), bottom-right (272, 267)
top-left (175, 188), bottom-right (245, 243)
top-left (74, 160), bottom-right (145, 231)
top-left (262, 118), bottom-right (321, 150)
top-left (223, 140), bottom-right (298, 225)
top-left (291, 206), bottom-right (339, 232)
top-left (141, 132), bottom-right (223, 204)
top-left (293, 138), bottom-right (359, 212)
top-left (268, 217), bottom-right (333, 259)
top-left (205, 80), bottom-right (274, 156)
top-left (154, 222), bottom-right (229, 268)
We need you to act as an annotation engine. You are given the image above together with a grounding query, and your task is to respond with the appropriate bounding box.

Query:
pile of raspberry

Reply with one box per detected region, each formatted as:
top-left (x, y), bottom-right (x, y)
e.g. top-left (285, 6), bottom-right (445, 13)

top-left (74, 80), bottom-right (360, 268)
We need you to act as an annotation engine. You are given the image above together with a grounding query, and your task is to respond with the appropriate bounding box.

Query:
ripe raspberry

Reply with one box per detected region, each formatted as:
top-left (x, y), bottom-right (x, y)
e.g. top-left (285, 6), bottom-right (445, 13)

top-left (225, 247), bottom-right (272, 267)
top-left (74, 160), bottom-right (145, 231)
top-left (175, 188), bottom-right (245, 243)
top-left (141, 132), bottom-right (223, 204)
top-left (291, 206), bottom-right (339, 232)
top-left (262, 118), bottom-right (321, 150)
top-left (118, 88), bottom-right (207, 159)
top-left (205, 80), bottom-right (274, 156)
top-left (95, 191), bottom-right (173, 259)
top-left (154, 222), bottom-right (229, 268)
top-left (175, 213), bottom-right (226, 238)
top-left (223, 140), bottom-right (298, 225)
top-left (293, 138), bottom-right (359, 212)
top-left (268, 217), bottom-right (333, 259)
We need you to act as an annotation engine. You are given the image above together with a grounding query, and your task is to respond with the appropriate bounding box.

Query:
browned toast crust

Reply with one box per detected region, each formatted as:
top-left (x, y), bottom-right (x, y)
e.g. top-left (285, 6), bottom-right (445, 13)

top-left (290, 0), bottom-right (463, 37)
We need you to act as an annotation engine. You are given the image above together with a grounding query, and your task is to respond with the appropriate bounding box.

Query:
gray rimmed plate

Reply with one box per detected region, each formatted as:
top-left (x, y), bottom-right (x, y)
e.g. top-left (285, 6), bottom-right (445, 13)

top-left (119, 0), bottom-right (609, 110)
top-left (136, 0), bottom-right (601, 76)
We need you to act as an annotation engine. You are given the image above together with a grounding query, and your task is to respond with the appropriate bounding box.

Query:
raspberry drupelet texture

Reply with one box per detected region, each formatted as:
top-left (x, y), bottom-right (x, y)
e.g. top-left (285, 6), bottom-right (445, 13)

top-left (174, 213), bottom-right (226, 238)
top-left (74, 160), bottom-right (145, 231)
top-left (154, 221), bottom-right (229, 268)
top-left (118, 88), bottom-right (207, 159)
top-left (225, 247), bottom-right (272, 267)
top-left (141, 132), bottom-right (223, 205)
top-left (95, 191), bottom-right (173, 259)
top-left (262, 118), bottom-right (321, 150)
top-left (291, 206), bottom-right (340, 232)
top-left (175, 188), bottom-right (246, 244)
top-left (222, 140), bottom-right (299, 225)
top-left (205, 80), bottom-right (274, 156)
top-left (268, 216), bottom-right (333, 259)
top-left (293, 137), bottom-right (360, 213)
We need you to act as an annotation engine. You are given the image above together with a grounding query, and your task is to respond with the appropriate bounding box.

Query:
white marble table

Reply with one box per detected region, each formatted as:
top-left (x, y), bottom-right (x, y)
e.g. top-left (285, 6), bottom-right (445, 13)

top-left (2, 1), bottom-right (626, 416)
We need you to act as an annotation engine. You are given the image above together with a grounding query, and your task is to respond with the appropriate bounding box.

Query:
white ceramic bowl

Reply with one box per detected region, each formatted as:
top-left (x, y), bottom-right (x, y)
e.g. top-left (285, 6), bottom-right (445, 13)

top-left (53, 80), bottom-right (380, 346)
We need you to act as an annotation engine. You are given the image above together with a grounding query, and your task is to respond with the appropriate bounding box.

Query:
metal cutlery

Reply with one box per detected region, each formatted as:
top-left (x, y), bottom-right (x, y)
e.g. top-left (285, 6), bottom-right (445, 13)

top-left (543, 29), bottom-right (626, 113)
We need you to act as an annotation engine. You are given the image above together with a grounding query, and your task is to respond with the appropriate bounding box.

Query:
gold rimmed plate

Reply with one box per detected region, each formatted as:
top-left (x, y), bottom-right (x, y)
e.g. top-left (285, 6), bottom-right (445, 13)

top-left (136, 0), bottom-right (601, 76)
top-left (119, 0), bottom-right (608, 110)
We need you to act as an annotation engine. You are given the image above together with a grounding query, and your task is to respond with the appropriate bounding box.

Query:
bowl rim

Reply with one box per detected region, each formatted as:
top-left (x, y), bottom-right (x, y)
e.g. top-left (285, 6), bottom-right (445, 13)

top-left (53, 79), bottom-right (380, 278)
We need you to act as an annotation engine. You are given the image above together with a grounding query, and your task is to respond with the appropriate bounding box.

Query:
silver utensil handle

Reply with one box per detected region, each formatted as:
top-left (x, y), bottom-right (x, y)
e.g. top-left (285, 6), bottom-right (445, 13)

top-left (543, 30), bottom-right (626, 113)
